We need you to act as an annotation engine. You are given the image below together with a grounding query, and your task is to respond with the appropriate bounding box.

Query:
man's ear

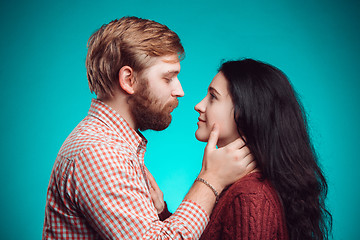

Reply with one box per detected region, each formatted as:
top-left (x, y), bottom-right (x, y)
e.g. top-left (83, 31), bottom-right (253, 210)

top-left (118, 66), bottom-right (135, 94)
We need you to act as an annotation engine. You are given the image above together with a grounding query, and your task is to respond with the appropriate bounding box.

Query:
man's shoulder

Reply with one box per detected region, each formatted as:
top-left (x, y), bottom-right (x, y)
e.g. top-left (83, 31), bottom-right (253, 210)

top-left (58, 115), bottom-right (130, 159)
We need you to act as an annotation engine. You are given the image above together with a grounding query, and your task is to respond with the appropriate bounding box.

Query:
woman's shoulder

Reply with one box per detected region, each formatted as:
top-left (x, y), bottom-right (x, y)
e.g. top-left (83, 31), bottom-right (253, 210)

top-left (210, 172), bottom-right (286, 229)
top-left (203, 172), bottom-right (287, 240)
top-left (227, 172), bottom-right (268, 192)
top-left (219, 172), bottom-right (280, 206)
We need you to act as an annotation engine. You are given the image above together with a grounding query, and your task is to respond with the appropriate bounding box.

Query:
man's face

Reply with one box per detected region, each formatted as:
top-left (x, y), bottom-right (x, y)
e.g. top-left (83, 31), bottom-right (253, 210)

top-left (129, 55), bottom-right (184, 131)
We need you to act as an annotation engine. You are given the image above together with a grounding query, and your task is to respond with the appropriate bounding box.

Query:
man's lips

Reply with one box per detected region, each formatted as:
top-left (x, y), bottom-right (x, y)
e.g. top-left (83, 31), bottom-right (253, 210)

top-left (167, 99), bottom-right (179, 112)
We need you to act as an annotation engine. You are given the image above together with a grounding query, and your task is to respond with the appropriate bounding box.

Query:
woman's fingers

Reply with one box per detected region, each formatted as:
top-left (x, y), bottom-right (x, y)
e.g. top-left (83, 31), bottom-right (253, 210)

top-left (223, 137), bottom-right (246, 150)
top-left (145, 166), bottom-right (165, 213)
top-left (205, 123), bottom-right (219, 151)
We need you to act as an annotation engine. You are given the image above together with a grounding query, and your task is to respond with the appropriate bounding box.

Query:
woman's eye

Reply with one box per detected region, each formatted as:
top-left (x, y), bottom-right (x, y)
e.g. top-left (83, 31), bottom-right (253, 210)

top-left (210, 93), bottom-right (216, 100)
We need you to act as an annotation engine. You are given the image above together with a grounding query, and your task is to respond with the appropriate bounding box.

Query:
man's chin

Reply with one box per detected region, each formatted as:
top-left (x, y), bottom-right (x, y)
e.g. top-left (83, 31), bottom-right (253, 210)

top-left (139, 115), bottom-right (172, 132)
top-left (152, 117), bottom-right (172, 131)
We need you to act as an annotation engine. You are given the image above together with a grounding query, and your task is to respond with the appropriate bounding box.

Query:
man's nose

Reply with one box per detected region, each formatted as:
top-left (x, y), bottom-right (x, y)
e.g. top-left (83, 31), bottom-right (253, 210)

top-left (172, 78), bottom-right (184, 97)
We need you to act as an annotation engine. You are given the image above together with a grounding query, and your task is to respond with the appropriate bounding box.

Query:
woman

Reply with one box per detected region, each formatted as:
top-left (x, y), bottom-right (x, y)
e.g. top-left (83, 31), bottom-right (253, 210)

top-left (195, 59), bottom-right (332, 239)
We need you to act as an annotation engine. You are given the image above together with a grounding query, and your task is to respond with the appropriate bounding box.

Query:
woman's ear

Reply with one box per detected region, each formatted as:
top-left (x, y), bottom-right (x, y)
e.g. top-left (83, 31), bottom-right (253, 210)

top-left (118, 66), bottom-right (135, 94)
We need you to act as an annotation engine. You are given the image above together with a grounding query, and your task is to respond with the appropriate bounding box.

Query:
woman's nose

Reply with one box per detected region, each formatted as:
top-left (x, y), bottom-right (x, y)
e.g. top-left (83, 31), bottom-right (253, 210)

top-left (194, 98), bottom-right (206, 113)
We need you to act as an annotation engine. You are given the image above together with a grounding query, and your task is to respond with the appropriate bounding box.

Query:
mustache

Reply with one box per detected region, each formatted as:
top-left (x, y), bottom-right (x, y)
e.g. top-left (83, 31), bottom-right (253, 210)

top-left (166, 99), bottom-right (179, 111)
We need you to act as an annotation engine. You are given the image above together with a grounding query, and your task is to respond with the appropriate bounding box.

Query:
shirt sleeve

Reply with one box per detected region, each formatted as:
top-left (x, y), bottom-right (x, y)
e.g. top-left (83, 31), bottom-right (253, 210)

top-left (68, 143), bottom-right (208, 239)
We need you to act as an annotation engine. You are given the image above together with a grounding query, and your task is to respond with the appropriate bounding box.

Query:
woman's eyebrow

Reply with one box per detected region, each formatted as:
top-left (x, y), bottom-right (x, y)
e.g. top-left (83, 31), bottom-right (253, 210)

top-left (208, 86), bottom-right (221, 96)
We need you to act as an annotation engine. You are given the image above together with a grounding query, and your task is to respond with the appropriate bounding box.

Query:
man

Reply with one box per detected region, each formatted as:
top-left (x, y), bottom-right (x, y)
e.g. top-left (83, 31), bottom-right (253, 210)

top-left (43, 16), bottom-right (254, 239)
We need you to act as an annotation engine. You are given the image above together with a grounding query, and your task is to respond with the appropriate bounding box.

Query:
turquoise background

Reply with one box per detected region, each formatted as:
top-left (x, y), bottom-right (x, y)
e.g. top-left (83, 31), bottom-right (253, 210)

top-left (1, 0), bottom-right (359, 239)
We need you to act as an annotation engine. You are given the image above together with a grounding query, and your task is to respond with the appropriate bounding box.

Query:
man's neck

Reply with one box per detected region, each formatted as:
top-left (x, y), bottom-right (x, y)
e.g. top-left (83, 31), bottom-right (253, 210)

top-left (99, 95), bottom-right (137, 130)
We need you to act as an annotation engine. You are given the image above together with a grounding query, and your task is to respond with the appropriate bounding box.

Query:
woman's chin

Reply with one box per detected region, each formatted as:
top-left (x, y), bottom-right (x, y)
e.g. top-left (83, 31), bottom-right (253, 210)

top-left (195, 131), bottom-right (209, 142)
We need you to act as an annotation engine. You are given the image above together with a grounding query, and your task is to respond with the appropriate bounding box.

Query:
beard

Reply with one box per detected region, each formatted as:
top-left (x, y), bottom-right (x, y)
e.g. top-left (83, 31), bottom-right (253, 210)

top-left (128, 80), bottom-right (179, 131)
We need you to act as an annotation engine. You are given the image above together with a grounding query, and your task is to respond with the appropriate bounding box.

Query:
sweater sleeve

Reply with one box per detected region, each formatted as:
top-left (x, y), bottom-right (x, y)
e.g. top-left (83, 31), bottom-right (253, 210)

top-left (158, 201), bottom-right (172, 221)
top-left (222, 193), bottom-right (279, 240)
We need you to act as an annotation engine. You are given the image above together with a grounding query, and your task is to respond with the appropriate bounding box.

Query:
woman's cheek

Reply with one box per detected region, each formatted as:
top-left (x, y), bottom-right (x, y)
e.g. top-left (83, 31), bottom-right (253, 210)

top-left (218, 123), bottom-right (227, 140)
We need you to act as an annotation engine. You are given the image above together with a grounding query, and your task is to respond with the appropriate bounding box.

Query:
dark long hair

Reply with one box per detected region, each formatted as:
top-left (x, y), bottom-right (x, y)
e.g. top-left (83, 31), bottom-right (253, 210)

top-left (219, 59), bottom-right (332, 239)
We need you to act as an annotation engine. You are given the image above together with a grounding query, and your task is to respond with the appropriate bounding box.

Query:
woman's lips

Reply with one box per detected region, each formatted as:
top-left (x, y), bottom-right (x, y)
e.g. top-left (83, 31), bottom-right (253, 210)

top-left (198, 117), bottom-right (206, 123)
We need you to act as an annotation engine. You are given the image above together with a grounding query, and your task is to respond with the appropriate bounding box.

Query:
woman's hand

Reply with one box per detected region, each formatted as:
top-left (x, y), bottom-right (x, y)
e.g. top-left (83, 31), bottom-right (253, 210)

top-left (145, 166), bottom-right (165, 214)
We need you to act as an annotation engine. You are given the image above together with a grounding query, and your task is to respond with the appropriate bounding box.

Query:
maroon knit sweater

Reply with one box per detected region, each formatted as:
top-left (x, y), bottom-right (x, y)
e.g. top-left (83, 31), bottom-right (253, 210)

top-left (199, 172), bottom-right (288, 240)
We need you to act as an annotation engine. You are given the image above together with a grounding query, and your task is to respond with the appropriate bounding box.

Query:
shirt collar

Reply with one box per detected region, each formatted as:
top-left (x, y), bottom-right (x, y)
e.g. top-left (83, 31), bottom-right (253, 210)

top-left (88, 98), bottom-right (147, 153)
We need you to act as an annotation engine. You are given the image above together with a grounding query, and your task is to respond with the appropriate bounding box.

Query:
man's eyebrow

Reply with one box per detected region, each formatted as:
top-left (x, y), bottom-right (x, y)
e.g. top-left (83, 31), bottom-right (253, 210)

top-left (163, 70), bottom-right (179, 76)
top-left (208, 86), bottom-right (221, 95)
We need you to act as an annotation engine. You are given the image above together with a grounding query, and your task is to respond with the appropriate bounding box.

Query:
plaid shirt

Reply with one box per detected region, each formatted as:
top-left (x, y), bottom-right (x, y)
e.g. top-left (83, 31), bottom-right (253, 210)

top-left (43, 99), bottom-right (208, 239)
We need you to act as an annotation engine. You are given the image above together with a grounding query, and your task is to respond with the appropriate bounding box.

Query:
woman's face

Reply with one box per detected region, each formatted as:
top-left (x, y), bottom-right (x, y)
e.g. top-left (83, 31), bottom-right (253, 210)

top-left (195, 72), bottom-right (240, 147)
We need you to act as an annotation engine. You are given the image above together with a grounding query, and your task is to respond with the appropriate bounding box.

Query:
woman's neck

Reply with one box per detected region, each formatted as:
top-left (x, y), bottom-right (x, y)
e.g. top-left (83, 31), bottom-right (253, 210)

top-left (216, 134), bottom-right (242, 148)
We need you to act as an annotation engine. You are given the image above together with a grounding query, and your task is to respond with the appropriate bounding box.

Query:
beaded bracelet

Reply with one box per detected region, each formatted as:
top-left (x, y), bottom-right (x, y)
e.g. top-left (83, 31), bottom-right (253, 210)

top-left (195, 177), bottom-right (220, 203)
